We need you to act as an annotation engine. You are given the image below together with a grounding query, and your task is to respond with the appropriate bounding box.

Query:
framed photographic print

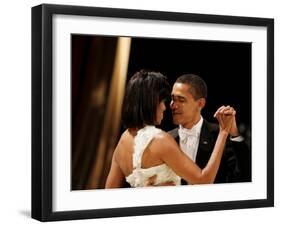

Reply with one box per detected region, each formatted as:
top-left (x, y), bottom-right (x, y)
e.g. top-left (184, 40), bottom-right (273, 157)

top-left (32, 3), bottom-right (274, 221)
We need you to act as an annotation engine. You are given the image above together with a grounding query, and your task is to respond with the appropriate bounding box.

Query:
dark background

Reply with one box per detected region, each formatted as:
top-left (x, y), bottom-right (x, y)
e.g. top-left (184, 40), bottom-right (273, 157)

top-left (127, 37), bottom-right (251, 133)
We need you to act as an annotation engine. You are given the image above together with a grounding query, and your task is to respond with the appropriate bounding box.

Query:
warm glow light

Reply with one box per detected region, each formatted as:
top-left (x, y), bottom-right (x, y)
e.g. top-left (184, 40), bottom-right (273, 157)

top-left (87, 37), bottom-right (131, 188)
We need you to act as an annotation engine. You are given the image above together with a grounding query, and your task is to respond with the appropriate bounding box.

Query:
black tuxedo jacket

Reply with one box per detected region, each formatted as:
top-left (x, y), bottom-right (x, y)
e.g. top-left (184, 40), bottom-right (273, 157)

top-left (169, 120), bottom-right (251, 184)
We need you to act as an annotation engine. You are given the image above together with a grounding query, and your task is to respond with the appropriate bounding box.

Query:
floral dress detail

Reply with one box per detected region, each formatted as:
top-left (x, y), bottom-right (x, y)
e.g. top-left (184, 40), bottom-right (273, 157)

top-left (126, 126), bottom-right (181, 187)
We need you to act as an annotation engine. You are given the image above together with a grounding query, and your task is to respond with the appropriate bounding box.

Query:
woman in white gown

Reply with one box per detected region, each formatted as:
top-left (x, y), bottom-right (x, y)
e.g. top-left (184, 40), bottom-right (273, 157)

top-left (105, 70), bottom-right (235, 188)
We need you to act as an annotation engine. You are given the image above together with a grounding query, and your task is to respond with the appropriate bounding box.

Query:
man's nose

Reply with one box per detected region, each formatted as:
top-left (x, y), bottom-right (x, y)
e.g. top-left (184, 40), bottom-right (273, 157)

top-left (170, 100), bottom-right (177, 109)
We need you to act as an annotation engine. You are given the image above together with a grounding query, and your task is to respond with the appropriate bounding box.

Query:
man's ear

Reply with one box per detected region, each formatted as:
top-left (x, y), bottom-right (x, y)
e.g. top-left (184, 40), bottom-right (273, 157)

top-left (198, 98), bottom-right (206, 110)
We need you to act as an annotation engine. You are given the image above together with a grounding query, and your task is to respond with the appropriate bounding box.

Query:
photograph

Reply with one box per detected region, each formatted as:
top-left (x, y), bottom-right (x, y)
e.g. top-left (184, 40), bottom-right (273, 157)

top-left (71, 34), bottom-right (252, 190)
top-left (31, 3), bottom-right (273, 221)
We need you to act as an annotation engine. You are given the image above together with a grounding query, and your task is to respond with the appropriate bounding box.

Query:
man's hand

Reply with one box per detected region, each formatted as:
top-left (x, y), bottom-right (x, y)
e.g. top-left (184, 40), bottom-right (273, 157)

top-left (214, 105), bottom-right (236, 134)
top-left (229, 114), bottom-right (239, 137)
top-left (214, 106), bottom-right (240, 137)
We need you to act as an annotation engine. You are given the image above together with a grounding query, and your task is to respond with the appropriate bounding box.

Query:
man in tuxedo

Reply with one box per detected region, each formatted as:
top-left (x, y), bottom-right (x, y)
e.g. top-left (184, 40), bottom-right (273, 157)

top-left (169, 74), bottom-right (251, 184)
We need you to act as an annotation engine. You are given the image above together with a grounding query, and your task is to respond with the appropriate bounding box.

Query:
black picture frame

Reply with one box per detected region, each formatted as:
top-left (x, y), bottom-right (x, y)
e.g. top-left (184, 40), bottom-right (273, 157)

top-left (32, 3), bottom-right (274, 222)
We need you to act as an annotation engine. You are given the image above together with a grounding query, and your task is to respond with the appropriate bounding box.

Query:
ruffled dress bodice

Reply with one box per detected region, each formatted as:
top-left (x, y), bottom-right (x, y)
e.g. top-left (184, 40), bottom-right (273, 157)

top-left (125, 126), bottom-right (181, 187)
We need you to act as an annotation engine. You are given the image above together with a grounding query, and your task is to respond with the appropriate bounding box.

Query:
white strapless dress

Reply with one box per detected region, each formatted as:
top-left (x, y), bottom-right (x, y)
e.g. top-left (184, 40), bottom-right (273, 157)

top-left (126, 126), bottom-right (181, 187)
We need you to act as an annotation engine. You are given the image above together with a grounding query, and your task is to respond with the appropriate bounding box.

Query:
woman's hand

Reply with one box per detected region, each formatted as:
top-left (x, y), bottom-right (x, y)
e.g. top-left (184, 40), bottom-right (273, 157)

top-left (144, 175), bottom-right (176, 186)
top-left (214, 105), bottom-right (235, 134)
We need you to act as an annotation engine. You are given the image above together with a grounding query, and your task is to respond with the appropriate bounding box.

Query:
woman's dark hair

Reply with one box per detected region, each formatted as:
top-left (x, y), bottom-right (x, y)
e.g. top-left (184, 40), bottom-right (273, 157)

top-left (122, 70), bottom-right (170, 129)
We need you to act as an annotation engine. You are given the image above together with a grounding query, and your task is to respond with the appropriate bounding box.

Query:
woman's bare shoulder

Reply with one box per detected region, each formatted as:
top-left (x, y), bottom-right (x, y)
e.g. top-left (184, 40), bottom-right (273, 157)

top-left (155, 130), bottom-right (176, 140)
top-left (153, 130), bottom-right (179, 150)
top-left (118, 129), bottom-right (133, 143)
top-left (114, 130), bottom-right (130, 152)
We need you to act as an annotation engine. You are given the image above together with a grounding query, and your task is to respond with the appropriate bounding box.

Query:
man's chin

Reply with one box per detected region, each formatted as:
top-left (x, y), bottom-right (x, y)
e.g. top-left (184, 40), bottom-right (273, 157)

top-left (172, 119), bottom-right (181, 125)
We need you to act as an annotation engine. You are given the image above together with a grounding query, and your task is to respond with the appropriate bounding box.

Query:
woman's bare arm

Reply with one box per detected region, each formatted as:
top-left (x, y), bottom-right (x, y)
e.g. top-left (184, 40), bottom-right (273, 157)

top-left (153, 131), bottom-right (227, 184)
top-left (154, 109), bottom-right (234, 184)
top-left (105, 149), bottom-right (125, 188)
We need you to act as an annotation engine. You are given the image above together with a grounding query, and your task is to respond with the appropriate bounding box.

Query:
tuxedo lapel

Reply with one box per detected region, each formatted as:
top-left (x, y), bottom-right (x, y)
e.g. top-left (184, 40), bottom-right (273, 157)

top-left (175, 134), bottom-right (179, 144)
top-left (195, 120), bottom-right (217, 168)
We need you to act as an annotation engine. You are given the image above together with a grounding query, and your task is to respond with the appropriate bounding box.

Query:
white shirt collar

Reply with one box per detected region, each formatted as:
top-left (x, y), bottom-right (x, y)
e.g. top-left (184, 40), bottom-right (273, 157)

top-left (179, 116), bottom-right (203, 137)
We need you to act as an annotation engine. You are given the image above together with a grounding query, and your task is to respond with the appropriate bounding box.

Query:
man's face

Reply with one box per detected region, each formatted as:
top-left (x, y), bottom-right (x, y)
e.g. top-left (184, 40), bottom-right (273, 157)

top-left (170, 82), bottom-right (204, 128)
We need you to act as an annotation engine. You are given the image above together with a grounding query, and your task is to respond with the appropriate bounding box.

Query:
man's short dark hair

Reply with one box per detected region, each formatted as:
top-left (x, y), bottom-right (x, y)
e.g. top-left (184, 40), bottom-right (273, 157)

top-left (122, 70), bottom-right (170, 128)
top-left (176, 74), bottom-right (207, 100)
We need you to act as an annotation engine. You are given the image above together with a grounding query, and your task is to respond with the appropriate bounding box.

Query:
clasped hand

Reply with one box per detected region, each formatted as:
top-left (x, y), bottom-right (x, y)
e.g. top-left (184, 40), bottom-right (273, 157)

top-left (214, 105), bottom-right (236, 134)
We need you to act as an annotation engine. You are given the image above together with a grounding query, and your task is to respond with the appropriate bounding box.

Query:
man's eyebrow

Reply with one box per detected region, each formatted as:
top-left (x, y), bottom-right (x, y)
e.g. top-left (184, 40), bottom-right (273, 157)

top-left (171, 94), bottom-right (186, 100)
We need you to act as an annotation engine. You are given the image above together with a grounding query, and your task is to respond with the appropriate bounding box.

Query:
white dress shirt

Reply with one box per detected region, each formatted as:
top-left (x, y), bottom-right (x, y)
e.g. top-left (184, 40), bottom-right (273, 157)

top-left (178, 117), bottom-right (203, 162)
